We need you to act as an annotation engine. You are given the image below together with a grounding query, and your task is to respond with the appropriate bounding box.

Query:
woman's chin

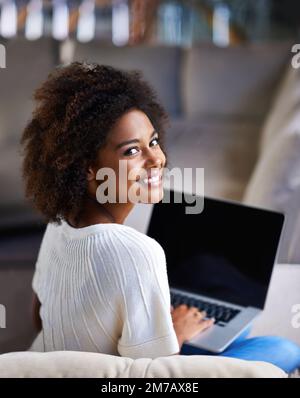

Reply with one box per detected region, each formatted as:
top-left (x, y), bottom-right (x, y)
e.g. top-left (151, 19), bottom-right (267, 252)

top-left (127, 179), bottom-right (164, 204)
top-left (136, 184), bottom-right (164, 204)
top-left (146, 186), bottom-right (164, 203)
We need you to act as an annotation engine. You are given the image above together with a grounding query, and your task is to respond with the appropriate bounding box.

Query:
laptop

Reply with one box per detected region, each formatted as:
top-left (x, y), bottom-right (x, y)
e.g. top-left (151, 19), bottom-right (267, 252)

top-left (146, 189), bottom-right (285, 353)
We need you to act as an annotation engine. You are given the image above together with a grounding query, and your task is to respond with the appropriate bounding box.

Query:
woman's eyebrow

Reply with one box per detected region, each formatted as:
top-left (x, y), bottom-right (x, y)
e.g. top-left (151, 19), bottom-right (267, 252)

top-left (115, 130), bottom-right (157, 150)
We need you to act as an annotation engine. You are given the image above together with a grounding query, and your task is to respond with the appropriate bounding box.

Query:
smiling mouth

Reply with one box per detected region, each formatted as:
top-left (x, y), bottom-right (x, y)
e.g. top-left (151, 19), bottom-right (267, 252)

top-left (136, 169), bottom-right (163, 187)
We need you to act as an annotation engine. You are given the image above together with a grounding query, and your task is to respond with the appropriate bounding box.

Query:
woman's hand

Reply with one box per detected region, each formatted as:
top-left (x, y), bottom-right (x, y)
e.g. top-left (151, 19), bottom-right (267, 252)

top-left (170, 304), bottom-right (215, 349)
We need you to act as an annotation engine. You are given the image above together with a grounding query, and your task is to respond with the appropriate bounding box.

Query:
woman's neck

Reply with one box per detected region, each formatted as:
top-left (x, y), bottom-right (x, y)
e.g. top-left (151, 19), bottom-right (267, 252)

top-left (68, 197), bottom-right (135, 228)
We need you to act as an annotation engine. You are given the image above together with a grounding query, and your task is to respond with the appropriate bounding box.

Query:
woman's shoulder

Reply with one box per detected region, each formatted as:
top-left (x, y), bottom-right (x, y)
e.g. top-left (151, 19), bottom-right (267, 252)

top-left (50, 219), bottom-right (165, 259)
top-left (90, 223), bottom-right (167, 271)
top-left (46, 219), bottom-right (141, 239)
top-left (42, 221), bottom-right (167, 288)
top-left (103, 223), bottom-right (165, 258)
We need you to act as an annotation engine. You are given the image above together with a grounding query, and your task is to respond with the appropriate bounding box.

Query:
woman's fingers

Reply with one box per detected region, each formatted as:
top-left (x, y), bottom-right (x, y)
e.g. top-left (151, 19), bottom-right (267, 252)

top-left (188, 306), bottom-right (215, 331)
top-left (174, 305), bottom-right (209, 319)
top-left (188, 307), bottom-right (206, 319)
top-left (198, 318), bottom-right (215, 332)
top-left (172, 304), bottom-right (215, 327)
top-left (172, 304), bottom-right (215, 343)
top-left (187, 317), bottom-right (215, 341)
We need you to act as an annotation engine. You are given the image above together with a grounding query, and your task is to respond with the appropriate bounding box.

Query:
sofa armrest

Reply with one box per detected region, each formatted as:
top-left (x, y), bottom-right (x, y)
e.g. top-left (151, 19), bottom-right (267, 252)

top-left (0, 351), bottom-right (287, 378)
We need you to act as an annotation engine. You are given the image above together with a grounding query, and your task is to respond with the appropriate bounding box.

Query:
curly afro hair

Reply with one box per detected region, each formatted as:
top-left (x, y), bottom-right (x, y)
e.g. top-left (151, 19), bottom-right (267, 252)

top-left (21, 62), bottom-right (168, 224)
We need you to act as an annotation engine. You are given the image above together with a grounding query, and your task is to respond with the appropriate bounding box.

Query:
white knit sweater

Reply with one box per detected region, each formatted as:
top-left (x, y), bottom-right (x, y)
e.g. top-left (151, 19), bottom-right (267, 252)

top-left (31, 220), bottom-right (179, 359)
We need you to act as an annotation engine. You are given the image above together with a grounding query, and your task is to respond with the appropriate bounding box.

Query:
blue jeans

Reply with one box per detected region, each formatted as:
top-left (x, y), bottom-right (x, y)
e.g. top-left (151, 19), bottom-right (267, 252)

top-left (180, 327), bottom-right (300, 374)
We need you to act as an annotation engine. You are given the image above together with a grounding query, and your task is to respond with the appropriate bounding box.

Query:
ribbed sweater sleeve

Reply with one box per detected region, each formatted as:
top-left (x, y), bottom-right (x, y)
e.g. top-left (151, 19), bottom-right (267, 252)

top-left (106, 227), bottom-right (180, 359)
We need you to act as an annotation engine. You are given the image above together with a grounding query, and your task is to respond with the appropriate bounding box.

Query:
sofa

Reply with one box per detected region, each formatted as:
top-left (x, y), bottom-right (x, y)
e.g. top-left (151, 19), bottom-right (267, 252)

top-left (0, 38), bottom-right (299, 377)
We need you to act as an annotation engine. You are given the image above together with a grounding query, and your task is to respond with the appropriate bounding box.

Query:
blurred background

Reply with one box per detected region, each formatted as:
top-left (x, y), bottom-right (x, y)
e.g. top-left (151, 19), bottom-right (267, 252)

top-left (0, 0), bottom-right (300, 353)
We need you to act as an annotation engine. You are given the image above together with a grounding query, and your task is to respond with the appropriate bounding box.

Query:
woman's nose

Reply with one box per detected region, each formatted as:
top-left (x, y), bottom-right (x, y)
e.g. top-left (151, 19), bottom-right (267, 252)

top-left (144, 152), bottom-right (163, 169)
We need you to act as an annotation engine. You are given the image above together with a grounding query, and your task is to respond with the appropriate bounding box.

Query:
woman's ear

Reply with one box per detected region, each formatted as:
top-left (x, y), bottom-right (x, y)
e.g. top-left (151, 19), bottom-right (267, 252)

top-left (87, 165), bottom-right (96, 182)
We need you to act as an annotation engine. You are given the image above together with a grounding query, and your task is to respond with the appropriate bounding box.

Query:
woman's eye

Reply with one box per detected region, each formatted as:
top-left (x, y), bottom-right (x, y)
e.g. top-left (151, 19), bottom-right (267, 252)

top-left (150, 137), bottom-right (159, 146)
top-left (123, 137), bottom-right (159, 156)
top-left (124, 147), bottom-right (139, 156)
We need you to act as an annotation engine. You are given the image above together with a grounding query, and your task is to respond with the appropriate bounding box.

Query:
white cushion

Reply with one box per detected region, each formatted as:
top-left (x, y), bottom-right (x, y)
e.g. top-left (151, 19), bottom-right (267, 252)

top-left (243, 66), bottom-right (300, 263)
top-left (0, 351), bottom-right (286, 378)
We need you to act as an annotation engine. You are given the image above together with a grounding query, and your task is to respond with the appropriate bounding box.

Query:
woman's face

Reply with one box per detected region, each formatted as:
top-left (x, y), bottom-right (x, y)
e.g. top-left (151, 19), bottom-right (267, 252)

top-left (89, 109), bottom-right (166, 204)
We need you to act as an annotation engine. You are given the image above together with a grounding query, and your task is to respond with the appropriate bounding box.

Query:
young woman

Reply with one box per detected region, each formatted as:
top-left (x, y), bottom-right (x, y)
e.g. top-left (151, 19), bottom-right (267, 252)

top-left (22, 62), bottom-right (300, 372)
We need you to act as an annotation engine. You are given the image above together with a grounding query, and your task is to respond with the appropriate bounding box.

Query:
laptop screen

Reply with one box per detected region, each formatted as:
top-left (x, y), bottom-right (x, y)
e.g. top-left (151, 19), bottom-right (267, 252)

top-left (147, 190), bottom-right (284, 309)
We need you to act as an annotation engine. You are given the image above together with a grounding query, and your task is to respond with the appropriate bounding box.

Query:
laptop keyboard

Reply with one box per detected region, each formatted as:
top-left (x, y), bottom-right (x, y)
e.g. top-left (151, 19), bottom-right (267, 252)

top-left (170, 292), bottom-right (240, 326)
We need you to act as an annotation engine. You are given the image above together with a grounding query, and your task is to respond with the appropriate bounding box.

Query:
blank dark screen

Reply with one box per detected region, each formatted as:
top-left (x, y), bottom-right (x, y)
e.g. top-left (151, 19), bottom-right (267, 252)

top-left (147, 191), bottom-right (284, 309)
